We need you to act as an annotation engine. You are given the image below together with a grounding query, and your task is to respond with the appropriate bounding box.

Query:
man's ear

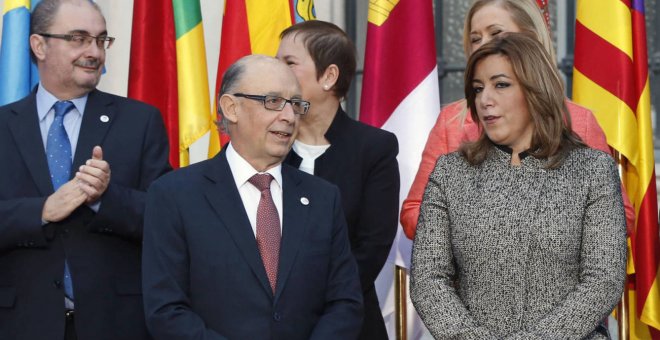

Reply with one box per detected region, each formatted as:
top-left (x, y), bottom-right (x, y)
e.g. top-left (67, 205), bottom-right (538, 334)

top-left (29, 34), bottom-right (47, 61)
top-left (219, 94), bottom-right (239, 124)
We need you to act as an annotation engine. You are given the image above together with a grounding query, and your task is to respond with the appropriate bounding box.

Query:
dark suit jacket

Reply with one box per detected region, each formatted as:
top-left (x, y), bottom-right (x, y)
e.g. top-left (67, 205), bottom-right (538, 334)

top-left (285, 108), bottom-right (400, 340)
top-left (142, 150), bottom-right (363, 340)
top-left (0, 89), bottom-right (171, 340)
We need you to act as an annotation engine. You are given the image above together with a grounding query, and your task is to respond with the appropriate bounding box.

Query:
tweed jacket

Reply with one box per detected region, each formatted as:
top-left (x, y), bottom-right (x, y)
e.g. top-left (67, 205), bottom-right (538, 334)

top-left (410, 146), bottom-right (626, 340)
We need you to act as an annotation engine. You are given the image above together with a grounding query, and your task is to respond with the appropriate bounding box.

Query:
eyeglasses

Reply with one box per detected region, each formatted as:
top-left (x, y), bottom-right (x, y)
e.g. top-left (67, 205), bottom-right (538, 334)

top-left (38, 33), bottom-right (115, 50)
top-left (233, 93), bottom-right (310, 115)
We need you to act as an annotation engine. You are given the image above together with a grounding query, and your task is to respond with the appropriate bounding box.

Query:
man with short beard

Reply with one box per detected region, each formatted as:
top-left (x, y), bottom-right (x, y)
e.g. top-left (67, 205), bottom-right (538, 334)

top-left (0, 1), bottom-right (170, 339)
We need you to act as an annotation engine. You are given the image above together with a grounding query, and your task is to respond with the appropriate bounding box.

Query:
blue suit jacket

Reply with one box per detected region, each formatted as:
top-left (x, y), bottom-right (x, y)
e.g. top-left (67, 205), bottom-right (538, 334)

top-left (142, 150), bottom-right (363, 340)
top-left (0, 89), bottom-right (171, 340)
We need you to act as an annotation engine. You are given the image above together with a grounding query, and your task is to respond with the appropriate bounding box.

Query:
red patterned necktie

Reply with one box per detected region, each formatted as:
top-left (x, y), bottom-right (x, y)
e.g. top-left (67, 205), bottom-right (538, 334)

top-left (248, 173), bottom-right (281, 293)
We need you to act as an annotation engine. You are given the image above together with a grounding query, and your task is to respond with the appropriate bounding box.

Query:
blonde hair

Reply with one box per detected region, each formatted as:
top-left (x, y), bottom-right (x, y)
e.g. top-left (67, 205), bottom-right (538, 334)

top-left (456, 0), bottom-right (556, 126)
top-left (461, 33), bottom-right (584, 168)
top-left (463, 0), bottom-right (555, 61)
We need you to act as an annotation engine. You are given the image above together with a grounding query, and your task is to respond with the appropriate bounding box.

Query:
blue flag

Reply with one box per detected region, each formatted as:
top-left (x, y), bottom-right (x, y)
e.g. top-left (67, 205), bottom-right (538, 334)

top-left (0, 0), bottom-right (40, 106)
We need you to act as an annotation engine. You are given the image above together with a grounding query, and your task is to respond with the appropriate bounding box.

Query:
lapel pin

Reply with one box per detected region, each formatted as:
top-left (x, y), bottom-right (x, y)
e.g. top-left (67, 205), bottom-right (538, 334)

top-left (300, 197), bottom-right (309, 205)
top-left (100, 115), bottom-right (109, 123)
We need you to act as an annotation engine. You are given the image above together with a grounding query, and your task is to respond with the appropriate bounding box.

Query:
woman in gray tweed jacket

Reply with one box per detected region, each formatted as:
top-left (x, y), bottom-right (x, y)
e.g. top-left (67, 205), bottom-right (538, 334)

top-left (410, 33), bottom-right (627, 340)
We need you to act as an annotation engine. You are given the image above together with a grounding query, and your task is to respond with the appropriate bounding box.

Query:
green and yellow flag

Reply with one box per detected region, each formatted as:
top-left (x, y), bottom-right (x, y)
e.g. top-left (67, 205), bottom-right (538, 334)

top-left (173, 0), bottom-right (220, 166)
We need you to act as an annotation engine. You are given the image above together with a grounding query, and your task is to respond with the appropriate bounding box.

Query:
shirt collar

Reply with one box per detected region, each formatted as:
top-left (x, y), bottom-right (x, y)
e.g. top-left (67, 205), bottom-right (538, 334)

top-left (36, 83), bottom-right (89, 122)
top-left (226, 143), bottom-right (283, 189)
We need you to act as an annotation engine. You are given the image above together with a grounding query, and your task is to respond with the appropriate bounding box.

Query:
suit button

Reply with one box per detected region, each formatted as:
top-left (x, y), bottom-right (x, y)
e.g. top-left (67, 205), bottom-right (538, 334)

top-left (53, 280), bottom-right (62, 289)
top-left (28, 241), bottom-right (35, 246)
top-left (273, 312), bottom-right (281, 322)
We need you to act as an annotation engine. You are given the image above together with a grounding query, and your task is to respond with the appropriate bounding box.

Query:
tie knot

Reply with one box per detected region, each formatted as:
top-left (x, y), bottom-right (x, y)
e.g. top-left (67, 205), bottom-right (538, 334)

top-left (249, 173), bottom-right (274, 191)
top-left (53, 101), bottom-right (75, 118)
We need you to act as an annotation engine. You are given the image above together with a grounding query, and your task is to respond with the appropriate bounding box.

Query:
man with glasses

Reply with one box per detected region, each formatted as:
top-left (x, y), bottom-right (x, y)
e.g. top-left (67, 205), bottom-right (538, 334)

top-left (142, 54), bottom-right (363, 340)
top-left (0, 1), bottom-right (170, 339)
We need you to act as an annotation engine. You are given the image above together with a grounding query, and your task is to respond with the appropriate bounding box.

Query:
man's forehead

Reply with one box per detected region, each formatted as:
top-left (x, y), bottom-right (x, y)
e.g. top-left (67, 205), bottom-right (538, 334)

top-left (240, 62), bottom-right (301, 95)
top-left (51, 1), bottom-right (106, 32)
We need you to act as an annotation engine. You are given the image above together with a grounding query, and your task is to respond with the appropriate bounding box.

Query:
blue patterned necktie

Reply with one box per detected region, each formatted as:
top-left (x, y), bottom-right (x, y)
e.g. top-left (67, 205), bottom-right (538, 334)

top-left (47, 100), bottom-right (75, 301)
top-left (47, 101), bottom-right (74, 190)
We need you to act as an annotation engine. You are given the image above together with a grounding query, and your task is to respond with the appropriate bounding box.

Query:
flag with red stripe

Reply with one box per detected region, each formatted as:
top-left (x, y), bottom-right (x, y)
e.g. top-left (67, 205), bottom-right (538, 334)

top-left (214, 0), bottom-right (315, 145)
top-left (129, 1), bottom-right (220, 168)
top-left (573, 1), bottom-right (660, 338)
top-left (361, 0), bottom-right (439, 337)
top-left (128, 0), bottom-right (179, 167)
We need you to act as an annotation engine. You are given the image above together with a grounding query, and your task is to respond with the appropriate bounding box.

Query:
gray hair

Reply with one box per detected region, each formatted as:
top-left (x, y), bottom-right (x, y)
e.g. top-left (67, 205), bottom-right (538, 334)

top-left (215, 58), bottom-right (247, 134)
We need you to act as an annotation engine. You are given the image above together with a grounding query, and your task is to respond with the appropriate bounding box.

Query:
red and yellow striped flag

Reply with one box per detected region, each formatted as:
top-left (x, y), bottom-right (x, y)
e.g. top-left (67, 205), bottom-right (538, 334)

top-left (128, 0), bottom-right (219, 168)
top-left (213, 0), bottom-right (315, 145)
top-left (573, 1), bottom-right (660, 338)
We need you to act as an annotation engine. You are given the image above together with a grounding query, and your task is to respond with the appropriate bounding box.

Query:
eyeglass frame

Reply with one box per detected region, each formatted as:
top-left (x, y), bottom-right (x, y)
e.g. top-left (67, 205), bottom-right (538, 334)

top-left (38, 33), bottom-right (115, 50)
top-left (232, 93), bottom-right (310, 115)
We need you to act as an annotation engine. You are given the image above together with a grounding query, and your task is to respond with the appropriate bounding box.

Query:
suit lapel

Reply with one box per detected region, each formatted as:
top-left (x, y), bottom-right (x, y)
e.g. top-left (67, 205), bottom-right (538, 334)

top-left (72, 90), bottom-right (114, 168)
top-left (274, 165), bottom-right (310, 301)
top-left (8, 94), bottom-right (54, 195)
top-left (203, 152), bottom-right (273, 296)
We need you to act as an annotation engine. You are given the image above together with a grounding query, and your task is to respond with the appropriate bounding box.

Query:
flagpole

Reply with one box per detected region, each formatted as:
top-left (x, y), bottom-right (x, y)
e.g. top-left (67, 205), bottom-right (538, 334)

top-left (395, 265), bottom-right (407, 340)
top-left (615, 150), bottom-right (629, 340)
top-left (618, 277), bottom-right (629, 340)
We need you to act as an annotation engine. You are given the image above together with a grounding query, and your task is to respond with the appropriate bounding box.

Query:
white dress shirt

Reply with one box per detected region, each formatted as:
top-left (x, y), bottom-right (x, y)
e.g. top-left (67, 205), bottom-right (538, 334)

top-left (225, 143), bottom-right (283, 236)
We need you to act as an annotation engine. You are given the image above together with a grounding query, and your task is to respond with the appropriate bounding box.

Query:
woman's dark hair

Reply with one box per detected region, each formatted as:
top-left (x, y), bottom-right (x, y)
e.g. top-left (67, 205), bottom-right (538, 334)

top-left (280, 20), bottom-right (356, 99)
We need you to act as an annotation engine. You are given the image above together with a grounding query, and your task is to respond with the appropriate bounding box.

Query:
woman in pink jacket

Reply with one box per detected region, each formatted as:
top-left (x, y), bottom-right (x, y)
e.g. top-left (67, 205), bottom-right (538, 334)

top-left (401, 0), bottom-right (635, 239)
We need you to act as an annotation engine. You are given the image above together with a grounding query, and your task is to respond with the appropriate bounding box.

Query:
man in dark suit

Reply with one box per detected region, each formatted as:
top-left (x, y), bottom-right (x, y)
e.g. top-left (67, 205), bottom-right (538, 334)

top-left (0, 1), bottom-right (171, 339)
top-left (142, 54), bottom-right (363, 340)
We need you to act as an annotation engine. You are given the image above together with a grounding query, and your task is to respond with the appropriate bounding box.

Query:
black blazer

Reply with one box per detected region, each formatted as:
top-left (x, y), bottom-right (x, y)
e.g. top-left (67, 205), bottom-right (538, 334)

top-left (0, 89), bottom-right (171, 340)
top-left (142, 150), bottom-right (363, 339)
top-left (285, 108), bottom-right (400, 339)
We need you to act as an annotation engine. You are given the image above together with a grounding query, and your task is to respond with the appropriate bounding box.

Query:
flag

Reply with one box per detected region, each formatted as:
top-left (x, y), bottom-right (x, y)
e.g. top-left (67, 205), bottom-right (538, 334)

top-left (128, 0), bottom-right (178, 167)
top-left (173, 0), bottom-right (219, 166)
top-left (360, 0), bottom-right (439, 338)
top-left (214, 0), bottom-right (315, 145)
top-left (128, 0), bottom-right (219, 168)
top-left (0, 0), bottom-right (39, 106)
top-left (573, 0), bottom-right (660, 338)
